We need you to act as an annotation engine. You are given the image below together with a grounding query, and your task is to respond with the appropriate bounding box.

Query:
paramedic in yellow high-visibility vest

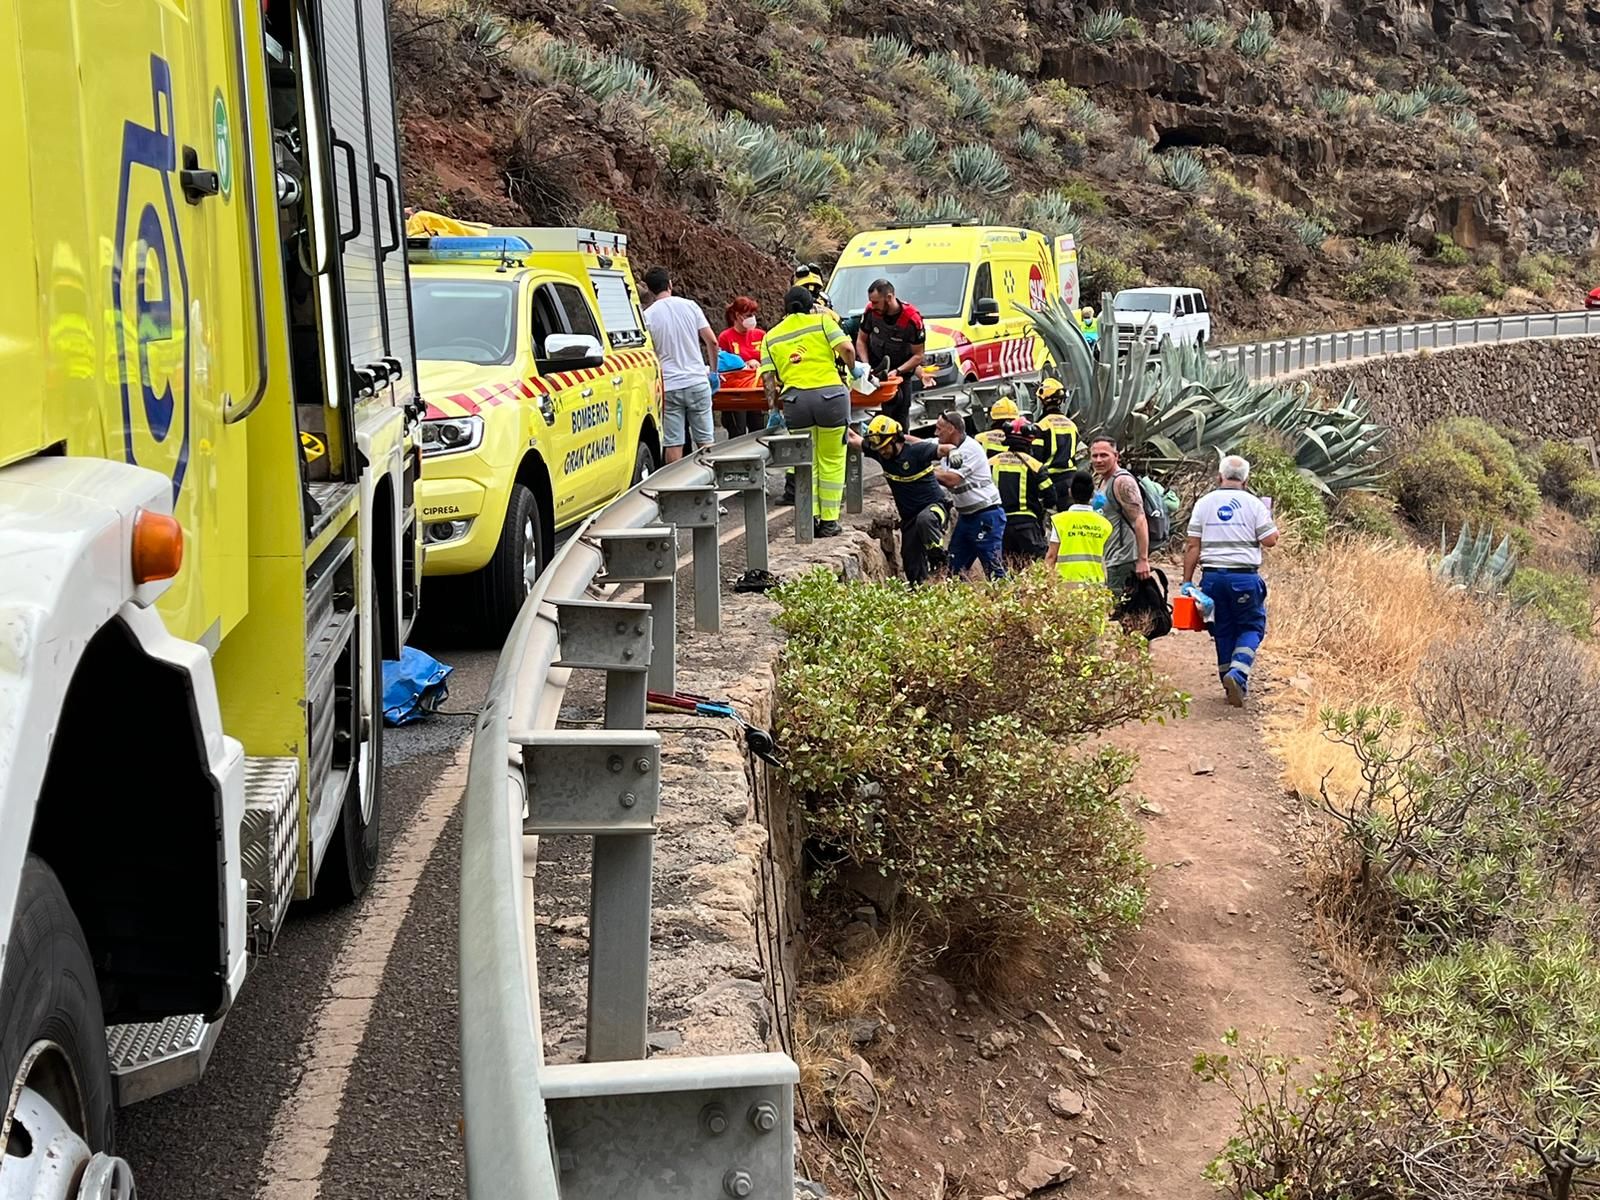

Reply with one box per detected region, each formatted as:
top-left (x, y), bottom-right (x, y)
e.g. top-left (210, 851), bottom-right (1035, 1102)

top-left (761, 286), bottom-right (861, 538)
top-left (1045, 471), bottom-right (1113, 584)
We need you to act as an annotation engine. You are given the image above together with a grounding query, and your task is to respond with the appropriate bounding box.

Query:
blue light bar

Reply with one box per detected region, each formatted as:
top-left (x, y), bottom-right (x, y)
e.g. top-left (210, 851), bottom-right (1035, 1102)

top-left (407, 235), bottom-right (533, 264)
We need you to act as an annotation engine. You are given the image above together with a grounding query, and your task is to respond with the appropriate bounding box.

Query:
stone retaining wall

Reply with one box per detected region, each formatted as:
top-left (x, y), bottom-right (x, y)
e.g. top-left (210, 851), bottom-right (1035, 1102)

top-left (1302, 336), bottom-right (1600, 444)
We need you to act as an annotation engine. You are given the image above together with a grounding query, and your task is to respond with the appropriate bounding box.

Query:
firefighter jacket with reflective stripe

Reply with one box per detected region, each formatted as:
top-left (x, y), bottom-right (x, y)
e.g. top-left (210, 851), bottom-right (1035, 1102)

top-left (992, 452), bottom-right (1055, 520)
top-left (1036, 413), bottom-right (1079, 472)
top-left (976, 427), bottom-right (1009, 458)
top-left (1051, 507), bottom-right (1112, 584)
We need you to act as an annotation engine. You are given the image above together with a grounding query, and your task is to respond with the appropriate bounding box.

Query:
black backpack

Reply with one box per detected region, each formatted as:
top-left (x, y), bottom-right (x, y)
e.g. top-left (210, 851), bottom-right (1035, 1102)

top-left (1113, 566), bottom-right (1173, 640)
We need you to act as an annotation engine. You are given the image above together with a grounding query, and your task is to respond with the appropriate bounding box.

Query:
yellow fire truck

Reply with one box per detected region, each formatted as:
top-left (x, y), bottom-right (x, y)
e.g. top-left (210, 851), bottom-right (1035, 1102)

top-left (1, 0), bottom-right (420, 1189)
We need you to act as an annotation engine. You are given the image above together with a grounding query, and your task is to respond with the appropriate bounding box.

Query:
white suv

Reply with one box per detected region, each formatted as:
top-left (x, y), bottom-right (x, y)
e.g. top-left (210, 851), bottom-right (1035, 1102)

top-left (1111, 287), bottom-right (1212, 350)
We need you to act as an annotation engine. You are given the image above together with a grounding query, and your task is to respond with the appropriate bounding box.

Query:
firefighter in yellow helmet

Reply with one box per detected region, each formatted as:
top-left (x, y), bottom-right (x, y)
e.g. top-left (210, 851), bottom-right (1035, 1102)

top-left (793, 265), bottom-right (840, 322)
top-left (1033, 378), bottom-right (1080, 502)
top-left (846, 414), bottom-right (951, 584)
top-left (991, 418), bottom-right (1058, 564)
top-left (976, 396), bottom-right (1021, 458)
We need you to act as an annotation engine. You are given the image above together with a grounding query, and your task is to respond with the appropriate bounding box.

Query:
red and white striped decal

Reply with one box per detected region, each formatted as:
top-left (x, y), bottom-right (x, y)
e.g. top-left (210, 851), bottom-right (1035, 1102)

top-left (424, 349), bottom-right (660, 420)
top-left (970, 336), bottom-right (1037, 380)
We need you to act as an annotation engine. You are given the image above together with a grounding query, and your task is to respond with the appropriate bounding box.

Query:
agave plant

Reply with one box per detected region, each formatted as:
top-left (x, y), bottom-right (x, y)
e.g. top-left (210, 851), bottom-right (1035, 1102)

top-left (1375, 89), bottom-right (1430, 123)
top-left (899, 126), bottom-right (939, 166)
top-left (1313, 86), bottom-right (1352, 117)
top-left (542, 42), bottom-right (659, 106)
top-left (925, 53), bottom-right (969, 89)
top-left (1437, 523), bottom-right (1517, 593)
top-left (1026, 303), bottom-right (1390, 488)
top-left (1022, 190), bottom-right (1083, 240)
top-left (1062, 89), bottom-right (1102, 131)
top-left (838, 127), bottom-right (881, 168)
top-left (1423, 76), bottom-right (1471, 106)
top-left (462, 13), bottom-right (510, 57)
top-left (1181, 17), bottom-right (1225, 47)
top-left (866, 34), bottom-right (911, 68)
top-left (1294, 215), bottom-right (1330, 249)
top-left (1084, 8), bottom-right (1131, 44)
top-left (1235, 12), bottom-right (1275, 59)
top-left (1450, 110), bottom-right (1480, 137)
top-left (953, 83), bottom-right (995, 127)
top-left (984, 68), bottom-right (1033, 106)
top-left (1015, 126), bottom-right (1050, 161)
top-left (1157, 150), bottom-right (1208, 193)
top-left (949, 143), bottom-right (1013, 196)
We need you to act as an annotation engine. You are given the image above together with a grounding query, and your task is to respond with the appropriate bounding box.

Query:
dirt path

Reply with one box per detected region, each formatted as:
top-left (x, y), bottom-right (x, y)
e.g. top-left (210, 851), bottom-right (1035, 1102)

top-left (842, 617), bottom-right (1330, 1198)
top-left (1085, 631), bottom-right (1327, 1193)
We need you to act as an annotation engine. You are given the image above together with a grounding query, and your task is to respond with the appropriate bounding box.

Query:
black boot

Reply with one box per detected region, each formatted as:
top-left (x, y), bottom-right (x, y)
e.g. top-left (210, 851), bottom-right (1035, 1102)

top-left (815, 519), bottom-right (843, 538)
top-left (779, 476), bottom-right (796, 507)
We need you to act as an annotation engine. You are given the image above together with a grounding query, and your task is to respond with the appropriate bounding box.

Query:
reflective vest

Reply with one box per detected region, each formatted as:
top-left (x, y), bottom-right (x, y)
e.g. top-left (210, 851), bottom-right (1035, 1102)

top-left (1051, 508), bottom-right (1112, 584)
top-left (976, 427), bottom-right (1009, 459)
top-left (992, 452), bottom-right (1052, 521)
top-left (1036, 412), bottom-right (1079, 471)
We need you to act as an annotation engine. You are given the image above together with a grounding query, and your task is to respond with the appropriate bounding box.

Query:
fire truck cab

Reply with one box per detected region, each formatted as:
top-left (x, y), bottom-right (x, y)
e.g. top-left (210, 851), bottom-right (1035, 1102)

top-left (0, 0), bottom-right (421, 1191)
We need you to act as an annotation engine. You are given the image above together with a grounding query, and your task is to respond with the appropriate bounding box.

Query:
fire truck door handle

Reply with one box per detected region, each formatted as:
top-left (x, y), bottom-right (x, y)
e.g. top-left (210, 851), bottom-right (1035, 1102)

top-left (331, 137), bottom-right (361, 246)
top-left (179, 147), bottom-right (221, 204)
top-left (375, 167), bottom-right (401, 255)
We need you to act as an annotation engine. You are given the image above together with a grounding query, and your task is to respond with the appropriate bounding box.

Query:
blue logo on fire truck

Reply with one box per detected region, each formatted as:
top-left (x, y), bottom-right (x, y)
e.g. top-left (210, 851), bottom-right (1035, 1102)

top-left (113, 55), bottom-right (192, 501)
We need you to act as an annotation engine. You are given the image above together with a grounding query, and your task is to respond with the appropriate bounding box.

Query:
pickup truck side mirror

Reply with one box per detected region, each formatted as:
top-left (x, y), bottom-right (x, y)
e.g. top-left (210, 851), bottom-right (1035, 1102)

top-left (541, 332), bottom-right (606, 371)
top-left (972, 297), bottom-right (1000, 326)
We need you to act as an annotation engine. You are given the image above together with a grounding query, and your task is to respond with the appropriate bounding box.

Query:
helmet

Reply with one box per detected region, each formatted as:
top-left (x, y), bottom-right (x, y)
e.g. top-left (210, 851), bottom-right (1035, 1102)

top-left (1005, 418), bottom-right (1037, 452)
top-left (794, 266), bottom-right (825, 293)
top-left (1037, 378), bottom-right (1066, 402)
top-left (865, 414), bottom-right (904, 448)
top-left (989, 397), bottom-right (1021, 422)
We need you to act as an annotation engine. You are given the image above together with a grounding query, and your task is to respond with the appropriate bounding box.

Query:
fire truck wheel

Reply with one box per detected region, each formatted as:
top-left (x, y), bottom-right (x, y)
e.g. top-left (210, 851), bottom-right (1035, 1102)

top-left (320, 573), bottom-right (385, 904)
top-left (631, 439), bottom-right (657, 488)
top-left (471, 482), bottom-right (543, 642)
top-left (1, 856), bottom-right (117, 1186)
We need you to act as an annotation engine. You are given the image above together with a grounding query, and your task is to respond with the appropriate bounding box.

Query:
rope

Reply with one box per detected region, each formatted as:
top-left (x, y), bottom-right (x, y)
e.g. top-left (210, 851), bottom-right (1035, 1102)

top-left (832, 1067), bottom-right (891, 1200)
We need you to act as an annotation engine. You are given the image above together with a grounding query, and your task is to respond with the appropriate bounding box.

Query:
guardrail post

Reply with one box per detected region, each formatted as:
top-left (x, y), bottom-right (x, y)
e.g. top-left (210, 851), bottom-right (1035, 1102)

top-left (654, 487), bottom-right (722, 634)
top-left (598, 528), bottom-right (678, 696)
top-left (516, 727), bottom-right (662, 1064)
top-left (763, 434), bottom-right (815, 545)
top-left (709, 453), bottom-right (770, 576)
top-left (555, 599), bottom-right (653, 732)
top-left (844, 442), bottom-right (864, 514)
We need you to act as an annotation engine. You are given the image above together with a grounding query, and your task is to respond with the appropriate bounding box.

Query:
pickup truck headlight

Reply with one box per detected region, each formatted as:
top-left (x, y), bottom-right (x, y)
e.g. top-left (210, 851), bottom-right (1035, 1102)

top-left (418, 415), bottom-right (484, 457)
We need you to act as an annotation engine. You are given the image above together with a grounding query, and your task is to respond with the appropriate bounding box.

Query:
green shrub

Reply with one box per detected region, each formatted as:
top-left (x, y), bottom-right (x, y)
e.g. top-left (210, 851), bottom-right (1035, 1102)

top-left (1392, 417), bottom-right (1539, 536)
top-left (1475, 262), bottom-right (1508, 298)
top-left (1513, 254), bottom-right (1558, 296)
top-left (861, 96), bottom-right (897, 129)
top-left (574, 201), bottom-right (620, 230)
top-left (1079, 247), bottom-right (1140, 298)
top-left (1438, 293), bottom-right (1482, 318)
top-left (1057, 178), bottom-right (1107, 214)
top-left (1181, 17), bottom-right (1224, 48)
top-left (1332, 489), bottom-right (1405, 540)
top-left (1238, 438), bottom-right (1327, 546)
top-left (1343, 240), bottom-right (1416, 302)
top-left (1535, 440), bottom-right (1596, 508)
top-left (1315, 706), bottom-right (1563, 954)
top-left (750, 89), bottom-right (787, 113)
top-left (1571, 476), bottom-right (1600, 519)
top-left (1510, 568), bottom-right (1593, 639)
top-left (1234, 11), bottom-right (1274, 59)
top-left (773, 569), bottom-right (1182, 982)
top-left (1558, 167), bottom-right (1586, 195)
top-left (1431, 233), bottom-right (1470, 266)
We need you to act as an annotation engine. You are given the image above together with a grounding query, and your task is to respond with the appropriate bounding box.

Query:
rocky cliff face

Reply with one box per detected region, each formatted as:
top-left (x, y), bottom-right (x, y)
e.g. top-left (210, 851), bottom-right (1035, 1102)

top-left (392, 0), bottom-right (1600, 336)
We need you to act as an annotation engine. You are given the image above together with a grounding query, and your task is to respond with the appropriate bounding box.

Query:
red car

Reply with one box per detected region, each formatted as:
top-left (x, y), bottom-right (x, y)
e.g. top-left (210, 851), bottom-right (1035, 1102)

top-left (1589, 286), bottom-right (1600, 309)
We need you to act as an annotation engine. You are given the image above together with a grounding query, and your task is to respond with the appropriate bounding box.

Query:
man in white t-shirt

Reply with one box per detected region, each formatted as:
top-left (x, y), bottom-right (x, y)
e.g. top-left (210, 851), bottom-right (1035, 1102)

top-left (643, 267), bottom-right (719, 463)
top-left (1182, 454), bottom-right (1280, 708)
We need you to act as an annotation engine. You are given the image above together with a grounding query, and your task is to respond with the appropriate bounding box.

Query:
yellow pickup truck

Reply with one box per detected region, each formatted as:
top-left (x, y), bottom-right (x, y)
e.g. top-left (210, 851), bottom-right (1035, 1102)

top-left (406, 216), bottom-right (663, 637)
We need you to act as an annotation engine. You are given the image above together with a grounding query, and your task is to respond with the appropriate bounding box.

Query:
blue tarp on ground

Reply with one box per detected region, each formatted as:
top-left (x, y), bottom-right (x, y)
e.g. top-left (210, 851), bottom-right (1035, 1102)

top-left (381, 647), bottom-right (454, 726)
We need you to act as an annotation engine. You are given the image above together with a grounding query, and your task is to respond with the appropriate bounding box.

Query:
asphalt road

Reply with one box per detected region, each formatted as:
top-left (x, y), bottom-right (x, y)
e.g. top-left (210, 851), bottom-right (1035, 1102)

top-left (112, 452), bottom-right (831, 1199)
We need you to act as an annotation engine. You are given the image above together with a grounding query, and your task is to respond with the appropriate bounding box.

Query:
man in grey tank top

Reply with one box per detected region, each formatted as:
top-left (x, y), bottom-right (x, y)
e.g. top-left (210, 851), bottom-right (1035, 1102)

top-left (1088, 436), bottom-right (1150, 595)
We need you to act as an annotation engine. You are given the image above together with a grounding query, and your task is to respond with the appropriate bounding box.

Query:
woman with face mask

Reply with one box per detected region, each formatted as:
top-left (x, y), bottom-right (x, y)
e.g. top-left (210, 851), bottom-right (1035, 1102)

top-left (718, 296), bottom-right (766, 436)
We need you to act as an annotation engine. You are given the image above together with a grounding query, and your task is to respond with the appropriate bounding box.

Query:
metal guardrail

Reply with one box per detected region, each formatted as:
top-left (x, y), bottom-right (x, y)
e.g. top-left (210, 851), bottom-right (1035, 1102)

top-left (1210, 308), bottom-right (1600, 382)
top-left (460, 432), bottom-right (810, 1199)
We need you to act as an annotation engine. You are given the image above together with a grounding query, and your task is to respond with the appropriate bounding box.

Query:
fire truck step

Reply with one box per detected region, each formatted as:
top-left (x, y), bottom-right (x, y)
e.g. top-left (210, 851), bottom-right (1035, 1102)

top-left (242, 755), bottom-right (302, 946)
top-left (105, 1013), bottom-right (222, 1107)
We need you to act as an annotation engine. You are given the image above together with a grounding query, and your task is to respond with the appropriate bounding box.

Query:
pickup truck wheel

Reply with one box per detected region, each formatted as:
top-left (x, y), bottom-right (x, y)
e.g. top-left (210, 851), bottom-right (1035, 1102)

top-left (319, 572), bottom-right (384, 904)
top-left (1, 856), bottom-right (120, 1200)
top-left (631, 440), bottom-right (657, 488)
top-left (470, 482), bottom-right (543, 642)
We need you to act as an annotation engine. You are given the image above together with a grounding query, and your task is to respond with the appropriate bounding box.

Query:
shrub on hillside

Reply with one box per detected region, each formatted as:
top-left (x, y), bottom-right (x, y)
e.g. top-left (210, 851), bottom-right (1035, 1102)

top-left (1237, 438), bottom-right (1328, 546)
top-left (1438, 293), bottom-right (1482, 318)
top-left (773, 569), bottom-right (1182, 987)
top-left (1534, 439), bottom-right (1596, 509)
top-left (1559, 167), bottom-right (1586, 195)
top-left (1180, 17), bottom-right (1224, 48)
top-left (1431, 234), bottom-right (1470, 266)
top-left (1474, 263), bottom-right (1508, 298)
top-left (1510, 567), bottom-right (1593, 639)
top-left (1234, 11), bottom-right (1274, 58)
top-left (1392, 417), bottom-right (1538, 537)
top-left (1332, 489), bottom-right (1405, 540)
top-left (1343, 240), bottom-right (1416, 302)
top-left (1080, 247), bottom-right (1140, 299)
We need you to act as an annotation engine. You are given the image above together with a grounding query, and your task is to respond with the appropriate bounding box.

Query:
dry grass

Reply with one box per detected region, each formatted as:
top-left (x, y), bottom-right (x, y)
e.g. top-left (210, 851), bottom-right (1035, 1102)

top-left (806, 923), bottom-right (914, 1020)
top-left (1265, 538), bottom-right (1470, 800)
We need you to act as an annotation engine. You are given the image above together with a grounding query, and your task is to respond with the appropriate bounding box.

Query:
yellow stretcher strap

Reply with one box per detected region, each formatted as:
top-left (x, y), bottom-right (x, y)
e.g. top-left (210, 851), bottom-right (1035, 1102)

top-left (405, 210), bottom-right (489, 238)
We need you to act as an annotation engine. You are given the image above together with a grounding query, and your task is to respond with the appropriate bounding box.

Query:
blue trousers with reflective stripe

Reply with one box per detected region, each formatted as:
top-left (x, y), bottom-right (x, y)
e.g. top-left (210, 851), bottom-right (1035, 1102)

top-left (1200, 570), bottom-right (1267, 693)
top-left (950, 508), bottom-right (1007, 580)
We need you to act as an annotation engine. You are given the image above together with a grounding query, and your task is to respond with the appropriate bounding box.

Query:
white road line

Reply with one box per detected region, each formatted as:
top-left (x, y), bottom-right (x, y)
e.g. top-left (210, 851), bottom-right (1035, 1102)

top-left (254, 741), bottom-right (471, 1200)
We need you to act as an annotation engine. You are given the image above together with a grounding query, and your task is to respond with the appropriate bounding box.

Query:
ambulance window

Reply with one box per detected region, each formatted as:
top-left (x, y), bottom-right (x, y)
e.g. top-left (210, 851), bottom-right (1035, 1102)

top-left (530, 284), bottom-right (564, 358)
top-left (973, 263), bottom-right (994, 303)
top-left (554, 283), bottom-right (604, 345)
top-left (590, 270), bottom-right (647, 348)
